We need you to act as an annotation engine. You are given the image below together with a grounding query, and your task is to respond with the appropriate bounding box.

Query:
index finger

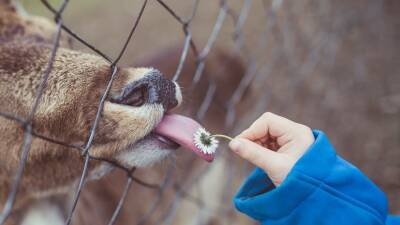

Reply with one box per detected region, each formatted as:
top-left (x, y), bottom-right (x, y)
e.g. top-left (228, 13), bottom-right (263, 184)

top-left (236, 112), bottom-right (295, 142)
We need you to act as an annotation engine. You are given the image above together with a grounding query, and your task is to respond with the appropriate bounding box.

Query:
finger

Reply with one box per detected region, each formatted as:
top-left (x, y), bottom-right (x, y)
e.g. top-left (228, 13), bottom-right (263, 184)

top-left (237, 112), bottom-right (296, 142)
top-left (229, 138), bottom-right (280, 172)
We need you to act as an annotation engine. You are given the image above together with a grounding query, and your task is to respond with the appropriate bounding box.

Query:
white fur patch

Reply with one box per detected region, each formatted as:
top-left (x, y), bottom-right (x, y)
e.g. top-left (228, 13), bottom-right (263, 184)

top-left (88, 163), bottom-right (114, 181)
top-left (87, 136), bottom-right (172, 180)
top-left (21, 202), bottom-right (64, 225)
top-left (116, 136), bottom-right (172, 168)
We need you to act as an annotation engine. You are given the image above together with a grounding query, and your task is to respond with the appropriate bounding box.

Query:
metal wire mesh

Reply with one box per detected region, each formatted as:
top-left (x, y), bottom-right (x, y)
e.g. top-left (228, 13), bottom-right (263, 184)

top-left (1, 0), bottom-right (399, 224)
top-left (0, 0), bottom-right (269, 224)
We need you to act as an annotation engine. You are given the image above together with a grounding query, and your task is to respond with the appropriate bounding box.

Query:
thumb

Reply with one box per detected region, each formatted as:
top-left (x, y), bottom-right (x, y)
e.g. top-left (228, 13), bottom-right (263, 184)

top-left (229, 138), bottom-right (280, 172)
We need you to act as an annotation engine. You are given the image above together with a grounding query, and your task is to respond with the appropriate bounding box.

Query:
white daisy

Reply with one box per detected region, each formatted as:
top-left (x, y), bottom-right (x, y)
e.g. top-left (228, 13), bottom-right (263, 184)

top-left (193, 127), bottom-right (219, 155)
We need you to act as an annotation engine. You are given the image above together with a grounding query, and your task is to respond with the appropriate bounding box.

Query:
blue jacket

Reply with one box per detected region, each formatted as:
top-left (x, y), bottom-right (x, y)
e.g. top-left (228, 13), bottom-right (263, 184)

top-left (233, 130), bottom-right (400, 225)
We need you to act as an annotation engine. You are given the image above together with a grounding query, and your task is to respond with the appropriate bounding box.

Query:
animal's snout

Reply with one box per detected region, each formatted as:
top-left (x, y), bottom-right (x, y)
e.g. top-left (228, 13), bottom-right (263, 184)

top-left (111, 69), bottom-right (182, 111)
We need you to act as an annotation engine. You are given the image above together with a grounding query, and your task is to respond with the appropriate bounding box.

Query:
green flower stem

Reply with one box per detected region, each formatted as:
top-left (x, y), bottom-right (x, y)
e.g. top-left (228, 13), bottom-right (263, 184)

top-left (211, 134), bottom-right (233, 141)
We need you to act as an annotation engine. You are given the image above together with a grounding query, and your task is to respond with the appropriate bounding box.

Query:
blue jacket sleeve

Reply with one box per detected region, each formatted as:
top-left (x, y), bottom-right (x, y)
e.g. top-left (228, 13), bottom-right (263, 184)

top-left (233, 130), bottom-right (400, 225)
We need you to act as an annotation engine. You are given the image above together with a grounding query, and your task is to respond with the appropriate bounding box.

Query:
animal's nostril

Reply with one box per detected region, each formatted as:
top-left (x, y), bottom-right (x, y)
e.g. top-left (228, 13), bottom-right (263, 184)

top-left (122, 85), bottom-right (148, 107)
top-left (111, 84), bottom-right (148, 107)
top-left (112, 69), bottom-right (179, 110)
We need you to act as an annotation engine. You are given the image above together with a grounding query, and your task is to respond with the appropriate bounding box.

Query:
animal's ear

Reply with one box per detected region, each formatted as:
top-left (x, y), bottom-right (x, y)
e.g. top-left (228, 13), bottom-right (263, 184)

top-left (0, 0), bottom-right (16, 11)
top-left (0, 0), bottom-right (71, 47)
top-left (0, 0), bottom-right (12, 6)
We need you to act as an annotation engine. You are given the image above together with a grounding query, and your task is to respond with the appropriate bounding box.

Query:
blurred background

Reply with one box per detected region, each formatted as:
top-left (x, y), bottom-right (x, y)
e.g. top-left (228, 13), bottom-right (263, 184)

top-left (22, 0), bottom-right (400, 224)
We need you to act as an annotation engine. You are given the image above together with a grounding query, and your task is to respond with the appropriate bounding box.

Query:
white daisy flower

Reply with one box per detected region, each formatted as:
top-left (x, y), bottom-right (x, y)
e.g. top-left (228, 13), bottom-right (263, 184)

top-left (193, 127), bottom-right (219, 155)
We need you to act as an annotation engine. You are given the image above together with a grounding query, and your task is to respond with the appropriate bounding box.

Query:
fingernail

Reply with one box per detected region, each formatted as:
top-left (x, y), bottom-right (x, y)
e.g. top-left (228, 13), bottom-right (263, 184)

top-left (229, 139), bottom-right (241, 152)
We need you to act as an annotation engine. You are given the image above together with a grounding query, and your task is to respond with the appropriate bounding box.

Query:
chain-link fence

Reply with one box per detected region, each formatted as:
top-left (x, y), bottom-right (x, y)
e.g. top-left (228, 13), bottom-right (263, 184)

top-left (1, 0), bottom-right (399, 224)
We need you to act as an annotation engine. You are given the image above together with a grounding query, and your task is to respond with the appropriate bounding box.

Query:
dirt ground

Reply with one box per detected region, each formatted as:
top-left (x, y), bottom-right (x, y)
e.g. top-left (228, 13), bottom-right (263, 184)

top-left (23, 0), bottom-right (400, 223)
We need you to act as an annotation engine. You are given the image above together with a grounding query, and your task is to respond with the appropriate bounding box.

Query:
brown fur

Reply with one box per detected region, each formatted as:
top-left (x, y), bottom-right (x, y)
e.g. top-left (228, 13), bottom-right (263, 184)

top-left (0, 1), bottom-right (183, 224)
top-left (0, 1), bottom-right (249, 224)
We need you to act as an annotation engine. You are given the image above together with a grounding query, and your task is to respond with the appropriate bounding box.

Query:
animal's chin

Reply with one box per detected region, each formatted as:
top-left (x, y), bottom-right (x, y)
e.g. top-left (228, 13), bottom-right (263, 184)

top-left (88, 133), bottom-right (178, 180)
top-left (115, 133), bottom-right (180, 168)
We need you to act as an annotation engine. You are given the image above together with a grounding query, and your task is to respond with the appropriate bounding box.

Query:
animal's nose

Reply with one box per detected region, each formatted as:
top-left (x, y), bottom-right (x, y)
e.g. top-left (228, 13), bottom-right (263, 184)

top-left (111, 70), bottom-right (181, 111)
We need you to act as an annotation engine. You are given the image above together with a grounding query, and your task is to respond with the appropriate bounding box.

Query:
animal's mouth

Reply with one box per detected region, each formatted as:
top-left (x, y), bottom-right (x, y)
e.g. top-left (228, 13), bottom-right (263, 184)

top-left (111, 68), bottom-right (214, 162)
top-left (151, 114), bottom-right (215, 162)
top-left (149, 132), bottom-right (180, 149)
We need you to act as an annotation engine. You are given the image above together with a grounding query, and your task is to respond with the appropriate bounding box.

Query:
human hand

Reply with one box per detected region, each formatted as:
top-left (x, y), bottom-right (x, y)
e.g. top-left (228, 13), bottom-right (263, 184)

top-left (229, 112), bottom-right (315, 186)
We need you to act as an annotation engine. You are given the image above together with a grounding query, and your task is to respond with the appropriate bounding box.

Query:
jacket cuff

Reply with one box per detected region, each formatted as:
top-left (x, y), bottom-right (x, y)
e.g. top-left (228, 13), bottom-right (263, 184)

top-left (233, 130), bottom-right (337, 221)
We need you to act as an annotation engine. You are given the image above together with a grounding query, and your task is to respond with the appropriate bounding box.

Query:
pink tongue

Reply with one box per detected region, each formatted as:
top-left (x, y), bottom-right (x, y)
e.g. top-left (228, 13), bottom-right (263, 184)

top-left (154, 114), bottom-right (214, 162)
